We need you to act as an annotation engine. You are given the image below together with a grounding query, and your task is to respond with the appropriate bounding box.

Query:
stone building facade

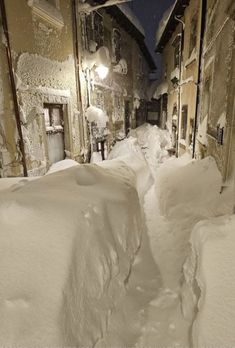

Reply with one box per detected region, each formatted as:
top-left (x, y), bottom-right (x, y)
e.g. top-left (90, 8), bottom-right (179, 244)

top-left (155, 0), bottom-right (235, 183)
top-left (155, 0), bottom-right (202, 156)
top-left (196, 0), bottom-right (235, 182)
top-left (0, 0), bottom-right (82, 177)
top-left (0, 0), bottom-right (155, 176)
top-left (78, 4), bottom-right (155, 159)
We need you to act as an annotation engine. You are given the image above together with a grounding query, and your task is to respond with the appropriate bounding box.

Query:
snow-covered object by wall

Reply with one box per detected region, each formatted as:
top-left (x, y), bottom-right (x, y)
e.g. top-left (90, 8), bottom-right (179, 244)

top-left (184, 215), bottom-right (235, 347)
top-left (86, 105), bottom-right (108, 128)
top-left (0, 164), bottom-right (143, 347)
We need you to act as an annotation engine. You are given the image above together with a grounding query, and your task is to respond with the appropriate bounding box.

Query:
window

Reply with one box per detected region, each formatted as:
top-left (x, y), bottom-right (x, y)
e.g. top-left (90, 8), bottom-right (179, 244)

top-left (94, 12), bottom-right (104, 48)
top-left (85, 11), bottom-right (104, 52)
top-left (112, 29), bottom-right (121, 63)
top-left (217, 126), bottom-right (224, 145)
top-left (43, 104), bottom-right (65, 164)
top-left (113, 95), bottom-right (122, 121)
top-left (181, 105), bottom-right (188, 140)
top-left (28, 0), bottom-right (63, 28)
top-left (203, 78), bottom-right (211, 118)
top-left (44, 104), bottom-right (64, 132)
top-left (172, 36), bottom-right (181, 68)
top-left (137, 55), bottom-right (144, 77)
top-left (189, 15), bottom-right (197, 57)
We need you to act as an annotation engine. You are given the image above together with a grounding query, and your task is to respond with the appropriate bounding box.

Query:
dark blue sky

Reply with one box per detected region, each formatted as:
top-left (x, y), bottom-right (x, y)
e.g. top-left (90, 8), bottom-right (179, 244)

top-left (129, 0), bottom-right (175, 74)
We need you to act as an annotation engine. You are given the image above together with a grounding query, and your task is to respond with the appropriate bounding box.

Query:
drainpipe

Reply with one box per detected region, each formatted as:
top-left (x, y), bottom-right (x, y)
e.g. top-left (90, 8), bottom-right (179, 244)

top-left (71, 0), bottom-right (86, 159)
top-left (192, 0), bottom-right (207, 158)
top-left (175, 16), bottom-right (185, 157)
top-left (0, 0), bottom-right (27, 176)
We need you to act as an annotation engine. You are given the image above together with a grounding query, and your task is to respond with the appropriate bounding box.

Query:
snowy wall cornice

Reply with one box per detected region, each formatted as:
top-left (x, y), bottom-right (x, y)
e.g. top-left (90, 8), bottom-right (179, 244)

top-left (28, 0), bottom-right (64, 29)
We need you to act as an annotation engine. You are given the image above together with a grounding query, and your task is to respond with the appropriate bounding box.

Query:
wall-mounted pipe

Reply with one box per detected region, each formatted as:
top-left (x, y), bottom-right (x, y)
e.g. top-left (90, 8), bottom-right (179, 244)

top-left (0, 0), bottom-right (28, 176)
top-left (71, 0), bottom-right (86, 158)
top-left (192, 0), bottom-right (207, 158)
top-left (175, 16), bottom-right (185, 157)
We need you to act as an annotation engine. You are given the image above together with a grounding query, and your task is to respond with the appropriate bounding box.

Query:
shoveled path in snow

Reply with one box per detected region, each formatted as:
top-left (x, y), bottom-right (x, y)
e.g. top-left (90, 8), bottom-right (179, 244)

top-left (129, 124), bottom-right (232, 347)
top-left (137, 184), bottom-right (192, 347)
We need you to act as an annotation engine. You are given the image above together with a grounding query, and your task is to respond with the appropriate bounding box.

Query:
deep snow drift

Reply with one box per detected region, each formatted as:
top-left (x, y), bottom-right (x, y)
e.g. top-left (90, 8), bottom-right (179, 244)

top-left (0, 123), bottom-right (234, 347)
top-left (0, 164), bottom-right (144, 346)
top-left (183, 215), bottom-right (235, 347)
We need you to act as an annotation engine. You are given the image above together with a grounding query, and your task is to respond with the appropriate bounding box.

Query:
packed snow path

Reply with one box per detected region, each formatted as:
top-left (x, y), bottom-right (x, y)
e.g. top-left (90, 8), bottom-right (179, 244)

top-left (0, 124), bottom-right (234, 347)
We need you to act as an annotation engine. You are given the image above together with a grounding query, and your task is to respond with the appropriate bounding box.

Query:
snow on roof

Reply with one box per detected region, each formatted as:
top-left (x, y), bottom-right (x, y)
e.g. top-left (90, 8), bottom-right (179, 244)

top-left (153, 81), bottom-right (169, 100)
top-left (156, 1), bottom-right (177, 46)
top-left (117, 3), bottom-right (145, 37)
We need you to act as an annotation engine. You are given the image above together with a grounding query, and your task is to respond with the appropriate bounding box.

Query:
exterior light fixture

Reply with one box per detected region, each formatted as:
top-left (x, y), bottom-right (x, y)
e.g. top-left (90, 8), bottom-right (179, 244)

top-left (95, 64), bottom-right (109, 79)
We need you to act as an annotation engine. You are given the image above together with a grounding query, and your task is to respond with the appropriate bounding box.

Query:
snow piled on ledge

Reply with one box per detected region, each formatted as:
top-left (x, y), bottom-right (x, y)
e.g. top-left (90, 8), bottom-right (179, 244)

top-left (0, 164), bottom-right (143, 346)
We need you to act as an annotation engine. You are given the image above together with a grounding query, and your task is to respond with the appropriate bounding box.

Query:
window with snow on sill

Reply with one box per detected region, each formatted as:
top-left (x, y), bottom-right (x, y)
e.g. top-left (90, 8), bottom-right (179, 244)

top-left (28, 0), bottom-right (64, 29)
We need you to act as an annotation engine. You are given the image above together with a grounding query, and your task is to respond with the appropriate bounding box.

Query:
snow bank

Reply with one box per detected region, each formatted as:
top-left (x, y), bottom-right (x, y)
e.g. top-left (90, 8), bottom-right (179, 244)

top-left (156, 156), bottom-right (223, 218)
top-left (107, 136), bottom-right (153, 199)
top-left (46, 159), bottom-right (79, 175)
top-left (0, 164), bottom-right (143, 347)
top-left (0, 177), bottom-right (38, 192)
top-left (183, 215), bottom-right (235, 347)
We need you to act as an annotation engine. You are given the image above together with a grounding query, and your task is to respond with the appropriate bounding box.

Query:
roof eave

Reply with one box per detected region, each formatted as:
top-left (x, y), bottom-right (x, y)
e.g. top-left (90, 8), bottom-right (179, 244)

top-left (106, 5), bottom-right (156, 70)
top-left (155, 0), bottom-right (190, 53)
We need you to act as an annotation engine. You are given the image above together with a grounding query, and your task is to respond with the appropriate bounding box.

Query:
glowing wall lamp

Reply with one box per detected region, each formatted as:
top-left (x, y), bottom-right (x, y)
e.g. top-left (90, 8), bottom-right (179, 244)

top-left (95, 65), bottom-right (109, 79)
top-left (83, 46), bottom-right (110, 80)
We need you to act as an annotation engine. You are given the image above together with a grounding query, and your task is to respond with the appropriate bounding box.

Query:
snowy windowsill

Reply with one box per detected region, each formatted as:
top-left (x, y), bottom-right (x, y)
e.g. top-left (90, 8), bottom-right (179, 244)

top-left (28, 0), bottom-right (64, 29)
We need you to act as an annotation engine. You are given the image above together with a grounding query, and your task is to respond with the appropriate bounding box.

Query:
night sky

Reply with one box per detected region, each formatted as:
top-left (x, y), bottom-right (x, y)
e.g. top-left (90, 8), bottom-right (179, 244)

top-left (129, 0), bottom-right (175, 75)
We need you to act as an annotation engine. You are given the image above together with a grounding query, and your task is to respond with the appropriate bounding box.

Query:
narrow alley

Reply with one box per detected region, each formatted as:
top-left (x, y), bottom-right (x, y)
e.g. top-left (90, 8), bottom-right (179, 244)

top-left (0, 0), bottom-right (235, 347)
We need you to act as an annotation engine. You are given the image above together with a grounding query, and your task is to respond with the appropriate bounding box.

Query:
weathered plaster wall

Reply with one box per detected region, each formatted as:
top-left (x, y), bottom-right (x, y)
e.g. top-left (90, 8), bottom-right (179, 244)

top-left (80, 8), bottom-right (151, 153)
top-left (0, 25), bottom-right (21, 177)
top-left (158, 0), bottom-right (201, 154)
top-left (0, 0), bottom-right (82, 177)
top-left (197, 0), bottom-right (235, 181)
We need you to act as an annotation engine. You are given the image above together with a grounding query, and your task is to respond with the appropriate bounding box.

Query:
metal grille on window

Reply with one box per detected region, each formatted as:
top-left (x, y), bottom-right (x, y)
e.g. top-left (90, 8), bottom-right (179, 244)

top-left (112, 29), bottom-right (121, 63)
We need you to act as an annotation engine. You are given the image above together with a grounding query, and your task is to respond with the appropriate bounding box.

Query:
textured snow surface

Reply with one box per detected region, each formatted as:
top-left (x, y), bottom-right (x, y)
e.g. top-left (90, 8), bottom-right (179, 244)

top-left (0, 123), bottom-right (234, 347)
top-left (46, 159), bottom-right (79, 175)
top-left (0, 164), bottom-right (143, 346)
top-left (184, 215), bottom-right (235, 347)
top-left (133, 131), bottom-right (233, 347)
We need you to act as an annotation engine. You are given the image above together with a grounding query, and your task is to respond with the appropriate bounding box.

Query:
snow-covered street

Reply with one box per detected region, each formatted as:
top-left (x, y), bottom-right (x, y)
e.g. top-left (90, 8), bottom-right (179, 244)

top-left (0, 123), bottom-right (234, 347)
